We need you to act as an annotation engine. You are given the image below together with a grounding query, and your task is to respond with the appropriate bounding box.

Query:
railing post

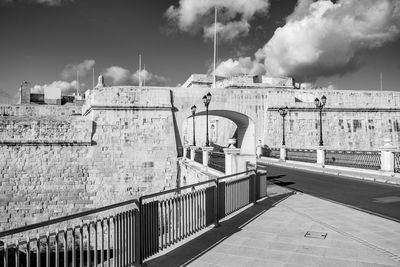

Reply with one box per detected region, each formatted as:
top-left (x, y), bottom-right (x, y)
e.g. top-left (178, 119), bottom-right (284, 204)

top-left (223, 148), bottom-right (240, 175)
top-left (134, 199), bottom-right (142, 266)
top-left (280, 146), bottom-right (286, 161)
top-left (189, 146), bottom-right (197, 161)
top-left (202, 146), bottom-right (213, 166)
top-left (214, 180), bottom-right (220, 227)
top-left (380, 138), bottom-right (396, 172)
top-left (316, 146), bottom-right (327, 166)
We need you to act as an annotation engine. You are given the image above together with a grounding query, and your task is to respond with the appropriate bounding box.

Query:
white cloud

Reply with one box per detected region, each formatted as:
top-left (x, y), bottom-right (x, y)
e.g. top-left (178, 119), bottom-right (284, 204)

top-left (215, 0), bottom-right (400, 81)
top-left (32, 80), bottom-right (81, 95)
top-left (1, 0), bottom-right (73, 5)
top-left (103, 66), bottom-right (169, 86)
top-left (61, 59), bottom-right (95, 79)
top-left (215, 57), bottom-right (265, 77)
top-left (165, 0), bottom-right (270, 41)
top-left (103, 66), bottom-right (131, 85)
top-left (259, 0), bottom-right (400, 81)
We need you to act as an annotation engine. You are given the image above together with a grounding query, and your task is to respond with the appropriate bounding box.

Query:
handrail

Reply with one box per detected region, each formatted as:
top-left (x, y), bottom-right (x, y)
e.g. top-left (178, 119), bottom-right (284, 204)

top-left (0, 198), bottom-right (139, 238)
top-left (217, 169), bottom-right (256, 181)
top-left (141, 179), bottom-right (216, 200)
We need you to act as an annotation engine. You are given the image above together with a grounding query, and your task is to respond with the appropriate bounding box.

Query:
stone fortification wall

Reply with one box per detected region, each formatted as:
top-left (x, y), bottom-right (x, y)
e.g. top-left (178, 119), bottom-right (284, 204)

top-left (83, 87), bottom-right (177, 205)
top-left (0, 104), bottom-right (83, 117)
top-left (173, 87), bottom-right (400, 151)
top-left (0, 87), bottom-right (179, 231)
top-left (0, 112), bottom-right (92, 230)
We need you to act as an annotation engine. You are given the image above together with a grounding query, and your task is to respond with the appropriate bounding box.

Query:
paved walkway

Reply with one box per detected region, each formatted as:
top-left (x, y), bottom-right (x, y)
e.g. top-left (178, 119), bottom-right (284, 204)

top-left (259, 157), bottom-right (400, 185)
top-left (147, 184), bottom-right (400, 267)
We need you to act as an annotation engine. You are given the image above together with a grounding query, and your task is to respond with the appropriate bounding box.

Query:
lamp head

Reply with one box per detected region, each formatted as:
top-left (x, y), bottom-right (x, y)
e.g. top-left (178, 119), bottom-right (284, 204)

top-left (191, 105), bottom-right (197, 114)
top-left (321, 95), bottom-right (327, 105)
top-left (202, 95), bottom-right (207, 104)
top-left (206, 92), bottom-right (212, 102)
top-left (314, 98), bottom-right (320, 107)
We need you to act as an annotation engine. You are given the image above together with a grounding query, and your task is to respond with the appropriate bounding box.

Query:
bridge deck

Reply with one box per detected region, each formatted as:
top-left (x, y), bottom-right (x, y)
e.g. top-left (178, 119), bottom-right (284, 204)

top-left (147, 184), bottom-right (400, 267)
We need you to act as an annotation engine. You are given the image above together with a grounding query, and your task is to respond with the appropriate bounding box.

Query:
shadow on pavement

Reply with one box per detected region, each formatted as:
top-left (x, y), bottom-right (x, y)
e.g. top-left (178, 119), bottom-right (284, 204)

top-left (146, 192), bottom-right (295, 267)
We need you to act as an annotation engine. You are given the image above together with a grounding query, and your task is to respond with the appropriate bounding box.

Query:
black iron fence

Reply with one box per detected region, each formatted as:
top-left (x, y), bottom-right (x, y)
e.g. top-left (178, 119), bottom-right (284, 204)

top-left (286, 148), bottom-right (317, 163)
top-left (194, 149), bottom-right (203, 164)
top-left (261, 147), bottom-right (280, 159)
top-left (325, 150), bottom-right (381, 170)
top-left (208, 152), bottom-right (225, 173)
top-left (394, 152), bottom-right (400, 173)
top-left (186, 147), bottom-right (191, 159)
top-left (0, 169), bottom-right (265, 266)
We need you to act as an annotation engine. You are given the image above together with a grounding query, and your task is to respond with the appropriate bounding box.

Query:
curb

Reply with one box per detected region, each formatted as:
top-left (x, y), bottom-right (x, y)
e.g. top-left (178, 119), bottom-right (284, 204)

top-left (259, 158), bottom-right (400, 186)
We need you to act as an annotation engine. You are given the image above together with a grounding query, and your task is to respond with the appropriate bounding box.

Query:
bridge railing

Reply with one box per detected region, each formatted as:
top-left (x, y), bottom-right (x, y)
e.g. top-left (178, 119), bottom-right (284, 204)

top-left (0, 198), bottom-right (138, 267)
top-left (394, 152), bottom-right (400, 173)
top-left (286, 148), bottom-right (317, 163)
top-left (261, 147), bottom-right (280, 159)
top-left (208, 152), bottom-right (225, 173)
top-left (325, 150), bottom-right (381, 170)
top-left (0, 169), bottom-right (262, 266)
top-left (194, 148), bottom-right (203, 164)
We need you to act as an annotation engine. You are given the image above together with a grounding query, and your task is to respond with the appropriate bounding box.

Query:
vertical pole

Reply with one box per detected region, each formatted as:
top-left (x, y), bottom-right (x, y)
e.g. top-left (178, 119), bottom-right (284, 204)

top-left (143, 64), bottom-right (146, 87)
top-left (319, 108), bottom-right (323, 146)
top-left (281, 115), bottom-right (284, 146)
top-left (139, 54), bottom-right (142, 87)
top-left (213, 7), bottom-right (217, 88)
top-left (380, 72), bottom-right (383, 91)
top-left (206, 106), bottom-right (209, 146)
top-left (77, 71), bottom-right (79, 94)
top-left (93, 68), bottom-right (95, 89)
top-left (192, 113), bottom-right (196, 146)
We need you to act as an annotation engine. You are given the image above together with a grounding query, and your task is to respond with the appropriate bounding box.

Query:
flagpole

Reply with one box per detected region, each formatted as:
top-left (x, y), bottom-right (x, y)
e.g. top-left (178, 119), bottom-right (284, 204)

top-left (213, 7), bottom-right (217, 88)
top-left (139, 54), bottom-right (142, 87)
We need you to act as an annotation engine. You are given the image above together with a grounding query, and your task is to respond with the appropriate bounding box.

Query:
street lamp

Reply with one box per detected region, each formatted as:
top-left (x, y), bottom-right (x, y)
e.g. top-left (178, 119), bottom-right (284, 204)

top-left (202, 92), bottom-right (212, 147)
top-left (314, 95), bottom-right (327, 146)
top-left (191, 105), bottom-right (197, 146)
top-left (278, 106), bottom-right (288, 146)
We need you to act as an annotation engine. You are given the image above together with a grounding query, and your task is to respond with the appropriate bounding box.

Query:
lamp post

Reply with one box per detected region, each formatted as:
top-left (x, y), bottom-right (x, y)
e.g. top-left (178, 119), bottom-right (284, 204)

top-left (202, 92), bottom-right (212, 147)
top-left (191, 105), bottom-right (197, 146)
top-left (278, 106), bottom-right (288, 146)
top-left (314, 95), bottom-right (327, 146)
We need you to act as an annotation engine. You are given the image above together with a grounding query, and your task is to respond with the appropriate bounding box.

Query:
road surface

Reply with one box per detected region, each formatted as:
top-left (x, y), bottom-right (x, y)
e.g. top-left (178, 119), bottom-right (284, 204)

top-left (258, 163), bottom-right (400, 222)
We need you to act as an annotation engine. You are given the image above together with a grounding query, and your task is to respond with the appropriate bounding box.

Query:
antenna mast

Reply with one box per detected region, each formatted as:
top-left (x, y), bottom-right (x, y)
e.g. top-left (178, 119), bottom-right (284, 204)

top-left (139, 54), bottom-right (142, 87)
top-left (143, 64), bottom-right (146, 87)
top-left (77, 70), bottom-right (79, 94)
top-left (213, 7), bottom-right (217, 88)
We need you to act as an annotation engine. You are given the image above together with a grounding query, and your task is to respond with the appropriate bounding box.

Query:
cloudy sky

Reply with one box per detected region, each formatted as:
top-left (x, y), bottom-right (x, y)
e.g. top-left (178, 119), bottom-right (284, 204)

top-left (0, 0), bottom-right (400, 103)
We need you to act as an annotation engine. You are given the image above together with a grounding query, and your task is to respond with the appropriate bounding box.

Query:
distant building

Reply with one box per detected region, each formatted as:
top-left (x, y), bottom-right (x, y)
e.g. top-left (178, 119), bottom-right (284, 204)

top-left (20, 85), bottom-right (85, 105)
top-left (182, 74), bottom-right (295, 89)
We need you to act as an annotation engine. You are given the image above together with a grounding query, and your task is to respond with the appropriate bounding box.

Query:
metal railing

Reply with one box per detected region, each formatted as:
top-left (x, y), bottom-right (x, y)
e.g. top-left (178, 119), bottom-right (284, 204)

top-left (0, 199), bottom-right (138, 267)
top-left (186, 147), bottom-right (191, 159)
top-left (0, 169), bottom-right (263, 266)
top-left (261, 147), bottom-right (280, 159)
top-left (194, 149), bottom-right (203, 164)
top-left (286, 148), bottom-right (317, 163)
top-left (394, 152), bottom-right (400, 173)
top-left (325, 150), bottom-right (381, 170)
top-left (208, 152), bottom-right (225, 173)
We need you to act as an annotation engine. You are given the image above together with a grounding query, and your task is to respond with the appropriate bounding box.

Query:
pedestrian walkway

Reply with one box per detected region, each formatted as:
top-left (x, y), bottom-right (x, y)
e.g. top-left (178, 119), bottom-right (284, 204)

top-left (259, 157), bottom-right (400, 185)
top-left (146, 184), bottom-right (400, 267)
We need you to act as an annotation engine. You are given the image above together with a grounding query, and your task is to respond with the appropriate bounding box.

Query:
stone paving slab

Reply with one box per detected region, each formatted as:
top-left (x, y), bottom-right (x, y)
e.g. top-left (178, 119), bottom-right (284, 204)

top-left (147, 184), bottom-right (400, 267)
top-left (259, 157), bottom-right (400, 185)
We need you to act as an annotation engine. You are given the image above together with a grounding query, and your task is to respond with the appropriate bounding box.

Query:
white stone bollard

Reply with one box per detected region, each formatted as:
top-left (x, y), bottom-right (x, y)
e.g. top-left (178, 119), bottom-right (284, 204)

top-left (202, 146), bottom-right (213, 166)
top-left (223, 148), bottom-right (241, 175)
top-left (189, 146), bottom-right (198, 161)
top-left (280, 146), bottom-right (286, 161)
top-left (316, 146), bottom-right (328, 166)
top-left (380, 138), bottom-right (396, 172)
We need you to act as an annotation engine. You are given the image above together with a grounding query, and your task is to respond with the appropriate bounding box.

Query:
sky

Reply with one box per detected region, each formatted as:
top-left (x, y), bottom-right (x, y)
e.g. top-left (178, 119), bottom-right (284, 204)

top-left (0, 0), bottom-right (400, 104)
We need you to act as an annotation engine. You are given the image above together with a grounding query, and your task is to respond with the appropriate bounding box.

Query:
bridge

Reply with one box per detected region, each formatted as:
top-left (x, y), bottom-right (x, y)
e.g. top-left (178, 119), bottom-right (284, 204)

top-left (1, 83), bottom-right (400, 265)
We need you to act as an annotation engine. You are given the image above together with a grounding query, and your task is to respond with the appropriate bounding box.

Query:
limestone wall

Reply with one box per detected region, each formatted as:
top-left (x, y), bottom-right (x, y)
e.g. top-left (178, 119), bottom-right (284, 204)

top-left (0, 87), bottom-right (179, 231)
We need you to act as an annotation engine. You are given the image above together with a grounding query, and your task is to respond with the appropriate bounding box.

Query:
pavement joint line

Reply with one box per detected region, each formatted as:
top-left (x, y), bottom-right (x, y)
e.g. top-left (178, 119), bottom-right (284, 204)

top-left (279, 194), bottom-right (400, 263)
